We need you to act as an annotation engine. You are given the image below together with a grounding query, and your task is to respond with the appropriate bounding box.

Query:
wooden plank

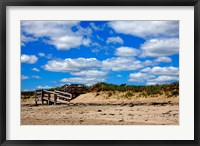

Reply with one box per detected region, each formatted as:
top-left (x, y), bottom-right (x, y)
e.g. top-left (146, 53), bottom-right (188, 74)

top-left (43, 90), bottom-right (55, 94)
top-left (56, 94), bottom-right (72, 100)
top-left (34, 91), bottom-right (37, 105)
top-left (46, 99), bottom-right (69, 104)
top-left (54, 94), bottom-right (57, 105)
top-left (55, 90), bottom-right (72, 97)
top-left (47, 93), bottom-right (50, 105)
top-left (41, 90), bottom-right (44, 105)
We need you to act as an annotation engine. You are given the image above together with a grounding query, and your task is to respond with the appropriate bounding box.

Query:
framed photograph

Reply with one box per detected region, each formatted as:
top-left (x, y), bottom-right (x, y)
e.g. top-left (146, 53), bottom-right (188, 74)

top-left (0, 0), bottom-right (199, 145)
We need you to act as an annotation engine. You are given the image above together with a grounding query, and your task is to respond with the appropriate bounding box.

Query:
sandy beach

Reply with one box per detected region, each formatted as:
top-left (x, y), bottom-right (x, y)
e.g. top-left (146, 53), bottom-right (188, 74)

top-left (21, 92), bottom-right (179, 125)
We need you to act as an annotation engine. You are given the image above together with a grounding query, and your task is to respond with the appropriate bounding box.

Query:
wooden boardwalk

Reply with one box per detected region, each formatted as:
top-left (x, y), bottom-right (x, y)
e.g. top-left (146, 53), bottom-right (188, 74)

top-left (35, 89), bottom-right (72, 105)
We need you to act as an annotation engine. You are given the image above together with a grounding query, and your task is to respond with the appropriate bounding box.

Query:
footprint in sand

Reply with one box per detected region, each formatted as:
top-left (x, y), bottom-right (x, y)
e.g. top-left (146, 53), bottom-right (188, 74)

top-left (119, 119), bottom-right (124, 122)
top-left (79, 120), bottom-right (84, 123)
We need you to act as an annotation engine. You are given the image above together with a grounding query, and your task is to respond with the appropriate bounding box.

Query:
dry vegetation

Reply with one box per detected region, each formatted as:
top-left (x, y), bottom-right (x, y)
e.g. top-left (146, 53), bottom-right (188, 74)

top-left (21, 82), bottom-right (179, 125)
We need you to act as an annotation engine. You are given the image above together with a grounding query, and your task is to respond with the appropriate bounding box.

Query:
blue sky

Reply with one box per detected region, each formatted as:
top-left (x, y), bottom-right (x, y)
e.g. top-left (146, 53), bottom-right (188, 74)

top-left (21, 21), bottom-right (179, 91)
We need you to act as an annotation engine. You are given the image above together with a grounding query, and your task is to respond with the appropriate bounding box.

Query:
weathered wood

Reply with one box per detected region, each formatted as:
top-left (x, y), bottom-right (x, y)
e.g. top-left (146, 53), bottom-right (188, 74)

top-left (55, 90), bottom-right (72, 97)
top-left (54, 94), bottom-right (57, 105)
top-left (34, 91), bottom-right (37, 105)
top-left (43, 90), bottom-right (55, 94)
top-left (35, 88), bottom-right (74, 105)
top-left (55, 93), bottom-right (71, 99)
top-left (47, 93), bottom-right (50, 105)
top-left (36, 92), bottom-right (42, 95)
top-left (41, 90), bottom-right (44, 105)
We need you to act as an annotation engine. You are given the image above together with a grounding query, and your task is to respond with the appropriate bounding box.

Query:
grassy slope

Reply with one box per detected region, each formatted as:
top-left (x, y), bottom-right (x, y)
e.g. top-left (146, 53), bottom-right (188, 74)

top-left (21, 82), bottom-right (179, 99)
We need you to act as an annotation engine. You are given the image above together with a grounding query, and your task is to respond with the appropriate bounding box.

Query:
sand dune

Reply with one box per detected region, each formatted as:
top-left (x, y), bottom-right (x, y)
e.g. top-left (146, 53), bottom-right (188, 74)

top-left (21, 92), bottom-right (179, 125)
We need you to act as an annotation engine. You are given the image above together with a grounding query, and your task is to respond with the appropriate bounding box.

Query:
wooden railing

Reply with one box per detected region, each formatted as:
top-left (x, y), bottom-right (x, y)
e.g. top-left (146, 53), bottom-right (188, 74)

top-left (35, 89), bottom-right (72, 105)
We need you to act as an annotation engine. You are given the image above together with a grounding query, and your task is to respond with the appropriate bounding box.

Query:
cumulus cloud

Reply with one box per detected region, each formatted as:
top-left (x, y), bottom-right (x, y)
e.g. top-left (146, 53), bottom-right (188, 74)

top-left (50, 35), bottom-right (82, 50)
top-left (44, 58), bottom-right (102, 72)
top-left (82, 38), bottom-right (91, 47)
top-left (21, 21), bottom-right (79, 38)
top-left (140, 67), bottom-right (151, 72)
top-left (90, 22), bottom-right (103, 31)
top-left (106, 36), bottom-right (124, 44)
top-left (71, 70), bottom-right (107, 78)
top-left (60, 77), bottom-right (105, 86)
top-left (141, 38), bottom-right (179, 57)
top-left (155, 57), bottom-right (172, 63)
top-left (147, 76), bottom-right (179, 85)
top-left (32, 68), bottom-right (40, 72)
top-left (21, 75), bottom-right (29, 80)
top-left (102, 57), bottom-right (143, 71)
top-left (115, 47), bottom-right (140, 57)
top-left (134, 66), bottom-right (179, 85)
top-left (75, 25), bottom-right (93, 36)
top-left (141, 66), bottom-right (179, 75)
top-left (21, 34), bottom-right (37, 46)
top-left (21, 54), bottom-right (38, 64)
top-left (21, 21), bottom-right (90, 50)
top-left (108, 21), bottom-right (179, 38)
top-left (128, 72), bottom-right (155, 82)
top-left (36, 85), bottom-right (52, 89)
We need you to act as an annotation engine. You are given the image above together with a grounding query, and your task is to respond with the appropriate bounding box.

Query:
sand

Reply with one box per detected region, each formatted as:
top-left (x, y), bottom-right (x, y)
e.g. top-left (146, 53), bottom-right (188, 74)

top-left (21, 92), bottom-right (179, 125)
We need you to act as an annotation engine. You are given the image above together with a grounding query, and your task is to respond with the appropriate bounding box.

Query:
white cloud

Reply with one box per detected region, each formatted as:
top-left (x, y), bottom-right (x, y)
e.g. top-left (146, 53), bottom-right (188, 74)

top-left (21, 75), bottom-right (29, 80)
top-left (140, 67), bottom-right (151, 72)
top-left (147, 76), bottom-right (179, 85)
top-left (90, 22), bottom-right (103, 31)
top-left (75, 25), bottom-right (93, 36)
top-left (115, 47), bottom-right (140, 57)
top-left (32, 75), bottom-right (40, 79)
top-left (21, 21), bottom-right (90, 50)
top-left (21, 34), bottom-right (37, 46)
top-left (32, 68), bottom-right (40, 72)
top-left (106, 36), bottom-right (124, 44)
top-left (21, 54), bottom-right (38, 64)
top-left (141, 38), bottom-right (179, 57)
top-left (44, 58), bottom-right (102, 72)
top-left (22, 21), bottom-right (79, 38)
top-left (131, 66), bottom-right (179, 84)
top-left (155, 57), bottom-right (172, 63)
top-left (36, 85), bottom-right (52, 89)
top-left (149, 66), bottom-right (179, 75)
top-left (82, 38), bottom-right (91, 47)
top-left (128, 72), bottom-right (155, 82)
top-left (60, 77), bottom-right (105, 86)
top-left (38, 53), bottom-right (45, 57)
top-left (71, 70), bottom-right (107, 78)
top-left (108, 21), bottom-right (179, 38)
top-left (102, 57), bottom-right (143, 71)
top-left (143, 60), bottom-right (155, 66)
top-left (50, 35), bottom-right (82, 50)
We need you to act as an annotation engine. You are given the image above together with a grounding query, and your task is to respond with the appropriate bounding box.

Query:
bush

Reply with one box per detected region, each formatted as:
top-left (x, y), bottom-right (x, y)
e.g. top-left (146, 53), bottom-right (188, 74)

top-left (125, 92), bottom-right (133, 98)
top-left (107, 91), bottom-right (113, 97)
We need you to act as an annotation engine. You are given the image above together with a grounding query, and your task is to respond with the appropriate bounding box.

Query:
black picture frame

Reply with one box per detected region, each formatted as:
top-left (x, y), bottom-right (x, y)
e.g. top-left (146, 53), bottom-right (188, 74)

top-left (0, 0), bottom-right (199, 145)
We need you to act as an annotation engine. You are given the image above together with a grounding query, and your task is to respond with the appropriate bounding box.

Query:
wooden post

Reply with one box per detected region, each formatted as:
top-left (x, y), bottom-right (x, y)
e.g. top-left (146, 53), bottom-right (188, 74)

top-left (41, 90), bottom-right (44, 105)
top-left (47, 93), bottom-right (50, 105)
top-left (54, 94), bottom-right (57, 105)
top-left (34, 91), bottom-right (37, 105)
